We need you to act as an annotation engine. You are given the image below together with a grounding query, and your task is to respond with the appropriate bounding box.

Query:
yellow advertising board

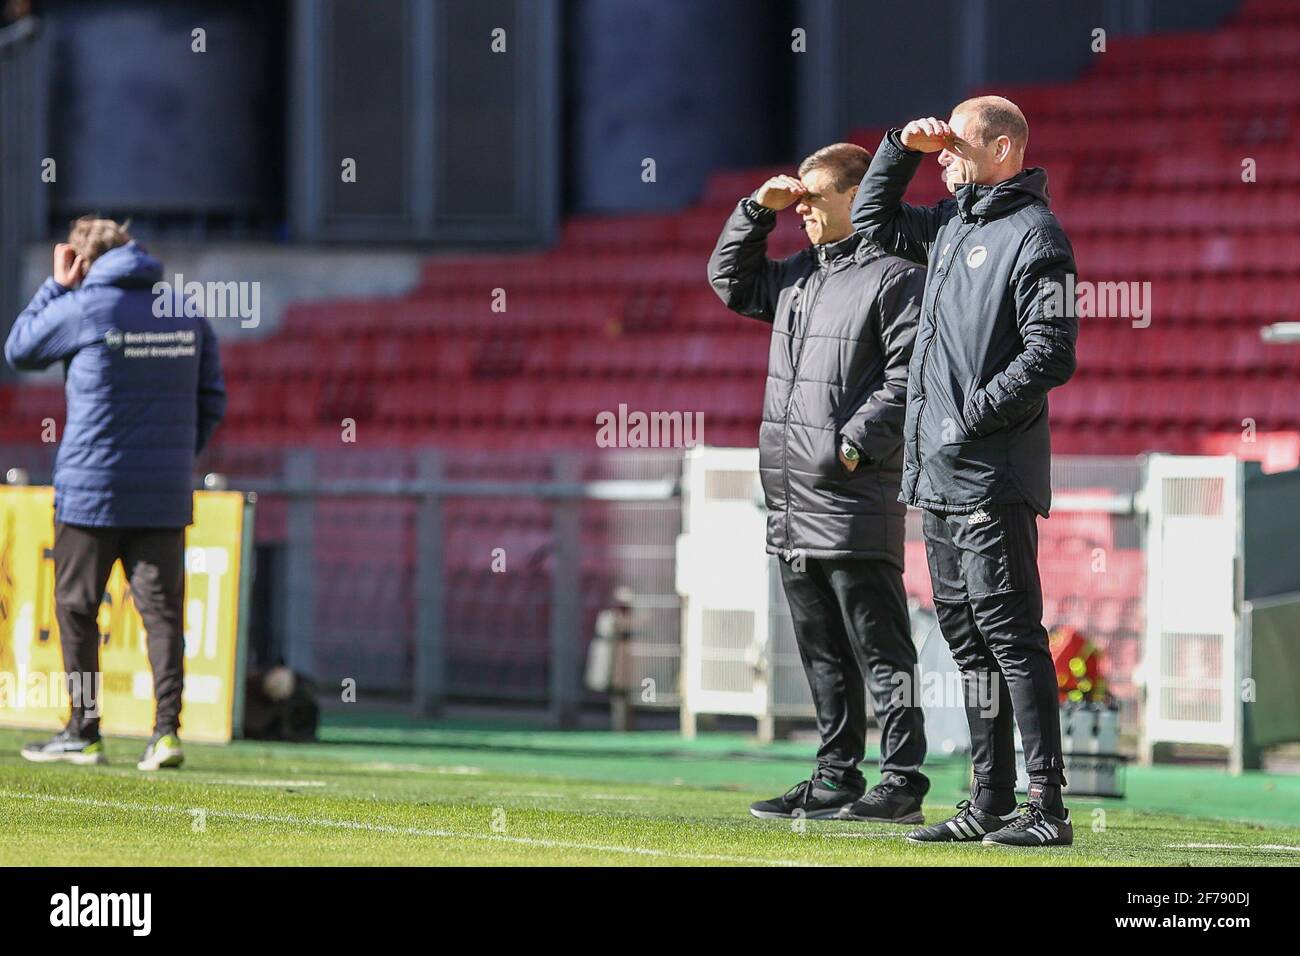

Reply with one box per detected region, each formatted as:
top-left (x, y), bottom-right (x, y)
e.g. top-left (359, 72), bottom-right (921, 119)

top-left (0, 487), bottom-right (252, 742)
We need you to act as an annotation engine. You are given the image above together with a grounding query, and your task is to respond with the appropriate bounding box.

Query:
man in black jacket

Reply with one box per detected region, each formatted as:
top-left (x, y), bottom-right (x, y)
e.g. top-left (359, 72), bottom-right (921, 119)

top-left (852, 96), bottom-right (1078, 847)
top-left (709, 143), bottom-right (929, 824)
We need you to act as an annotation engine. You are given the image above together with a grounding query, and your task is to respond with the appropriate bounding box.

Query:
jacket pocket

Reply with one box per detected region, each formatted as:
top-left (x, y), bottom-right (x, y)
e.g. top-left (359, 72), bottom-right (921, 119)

top-left (815, 431), bottom-right (862, 488)
top-left (926, 392), bottom-right (971, 446)
top-left (820, 432), bottom-right (848, 481)
top-left (963, 391), bottom-right (1002, 439)
top-left (837, 454), bottom-right (866, 480)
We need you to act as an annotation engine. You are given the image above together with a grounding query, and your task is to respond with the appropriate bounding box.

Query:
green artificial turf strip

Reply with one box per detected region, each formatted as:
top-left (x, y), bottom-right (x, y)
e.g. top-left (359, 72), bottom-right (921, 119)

top-left (1, 720), bottom-right (1298, 866)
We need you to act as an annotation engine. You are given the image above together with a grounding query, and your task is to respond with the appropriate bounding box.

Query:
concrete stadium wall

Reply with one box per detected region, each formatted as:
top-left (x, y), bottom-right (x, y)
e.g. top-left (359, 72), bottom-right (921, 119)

top-left (17, 241), bottom-right (425, 368)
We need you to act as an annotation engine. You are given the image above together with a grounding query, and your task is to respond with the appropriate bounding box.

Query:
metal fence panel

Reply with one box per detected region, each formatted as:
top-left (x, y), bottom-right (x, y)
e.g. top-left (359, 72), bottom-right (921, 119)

top-left (1, 441), bottom-right (1148, 730)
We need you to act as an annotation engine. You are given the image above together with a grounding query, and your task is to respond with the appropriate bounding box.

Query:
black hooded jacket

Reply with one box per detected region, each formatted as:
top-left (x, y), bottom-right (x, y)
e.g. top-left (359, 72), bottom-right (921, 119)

top-left (851, 130), bottom-right (1078, 517)
top-left (708, 196), bottom-right (924, 567)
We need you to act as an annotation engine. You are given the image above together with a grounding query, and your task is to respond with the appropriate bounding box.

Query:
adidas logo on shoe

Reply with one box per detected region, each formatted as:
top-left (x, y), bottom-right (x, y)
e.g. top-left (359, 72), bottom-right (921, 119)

top-left (1026, 820), bottom-right (1061, 842)
top-left (981, 802), bottom-right (1074, 847)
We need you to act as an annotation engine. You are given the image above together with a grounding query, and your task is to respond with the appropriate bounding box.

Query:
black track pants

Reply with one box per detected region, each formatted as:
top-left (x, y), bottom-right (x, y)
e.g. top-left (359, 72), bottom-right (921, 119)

top-left (922, 504), bottom-right (1064, 788)
top-left (779, 555), bottom-right (928, 793)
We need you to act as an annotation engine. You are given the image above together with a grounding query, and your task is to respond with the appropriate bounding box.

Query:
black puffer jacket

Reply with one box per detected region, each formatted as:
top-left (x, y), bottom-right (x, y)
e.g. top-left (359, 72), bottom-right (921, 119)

top-left (851, 131), bottom-right (1078, 517)
top-left (708, 197), bottom-right (923, 568)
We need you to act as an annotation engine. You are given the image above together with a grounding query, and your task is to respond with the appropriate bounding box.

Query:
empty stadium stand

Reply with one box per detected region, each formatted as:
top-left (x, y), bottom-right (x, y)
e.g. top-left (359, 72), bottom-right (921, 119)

top-left (2, 0), bottom-right (1295, 709)
top-left (89, 1), bottom-right (1283, 463)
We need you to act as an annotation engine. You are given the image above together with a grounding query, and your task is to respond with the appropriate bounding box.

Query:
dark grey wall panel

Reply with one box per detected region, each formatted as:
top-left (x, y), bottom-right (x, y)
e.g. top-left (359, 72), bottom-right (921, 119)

top-left (0, 17), bottom-right (48, 375)
top-left (1244, 466), bottom-right (1300, 601)
top-left (436, 0), bottom-right (521, 221)
top-left (324, 0), bottom-right (409, 222)
top-left (799, 0), bottom-right (1241, 165)
top-left (983, 0), bottom-right (1106, 87)
top-left (1147, 0), bottom-right (1241, 32)
top-left (292, 0), bottom-right (559, 245)
top-left (44, 0), bottom-right (283, 219)
top-left (825, 0), bottom-right (959, 144)
top-left (568, 0), bottom-right (793, 212)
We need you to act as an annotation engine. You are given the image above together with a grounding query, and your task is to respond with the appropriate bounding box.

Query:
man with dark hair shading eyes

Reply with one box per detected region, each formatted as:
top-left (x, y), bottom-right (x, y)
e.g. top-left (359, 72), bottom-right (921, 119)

top-left (709, 143), bottom-right (931, 825)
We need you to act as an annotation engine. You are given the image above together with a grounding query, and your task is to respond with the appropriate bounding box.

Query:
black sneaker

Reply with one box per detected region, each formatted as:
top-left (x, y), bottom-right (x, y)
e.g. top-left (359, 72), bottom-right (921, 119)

top-left (905, 799), bottom-right (1016, 843)
top-left (981, 802), bottom-right (1073, 847)
top-left (749, 776), bottom-right (860, 820)
top-left (20, 728), bottom-right (107, 766)
top-left (835, 773), bottom-right (926, 824)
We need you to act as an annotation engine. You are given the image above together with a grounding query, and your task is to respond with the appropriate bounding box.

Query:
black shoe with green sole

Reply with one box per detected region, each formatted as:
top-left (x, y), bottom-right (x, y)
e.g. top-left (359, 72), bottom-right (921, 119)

top-left (749, 776), bottom-right (861, 820)
top-left (836, 773), bottom-right (926, 824)
top-left (21, 728), bottom-right (107, 766)
top-left (138, 732), bottom-right (184, 771)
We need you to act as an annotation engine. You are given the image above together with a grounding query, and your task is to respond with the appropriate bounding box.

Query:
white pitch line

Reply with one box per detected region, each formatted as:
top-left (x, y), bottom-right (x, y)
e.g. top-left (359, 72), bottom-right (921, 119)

top-left (825, 832), bottom-right (906, 840)
top-left (355, 762), bottom-right (485, 776)
top-left (0, 789), bottom-right (811, 867)
top-left (1168, 842), bottom-right (1300, 853)
top-left (510, 791), bottom-right (650, 802)
top-left (206, 779), bottom-right (328, 788)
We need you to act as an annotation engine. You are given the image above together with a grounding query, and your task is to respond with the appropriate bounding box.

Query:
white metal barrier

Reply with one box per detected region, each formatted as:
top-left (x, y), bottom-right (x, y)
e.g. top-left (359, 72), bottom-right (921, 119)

top-left (676, 447), bottom-right (772, 737)
top-left (1139, 454), bottom-right (1243, 763)
top-left (679, 448), bottom-right (1258, 772)
top-left (676, 447), bottom-right (967, 744)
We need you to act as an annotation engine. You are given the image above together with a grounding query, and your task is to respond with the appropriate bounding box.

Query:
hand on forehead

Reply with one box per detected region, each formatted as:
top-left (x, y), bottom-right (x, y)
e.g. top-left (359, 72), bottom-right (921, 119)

top-left (945, 112), bottom-right (982, 151)
top-left (799, 167), bottom-right (838, 196)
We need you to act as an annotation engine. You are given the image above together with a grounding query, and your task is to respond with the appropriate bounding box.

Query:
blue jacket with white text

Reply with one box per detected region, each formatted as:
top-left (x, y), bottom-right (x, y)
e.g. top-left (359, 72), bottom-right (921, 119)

top-left (5, 241), bottom-right (226, 528)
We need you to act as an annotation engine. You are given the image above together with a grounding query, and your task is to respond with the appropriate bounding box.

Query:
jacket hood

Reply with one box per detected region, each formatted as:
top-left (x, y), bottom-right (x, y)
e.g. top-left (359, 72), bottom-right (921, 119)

top-left (955, 167), bottom-right (1050, 222)
top-left (81, 241), bottom-right (163, 288)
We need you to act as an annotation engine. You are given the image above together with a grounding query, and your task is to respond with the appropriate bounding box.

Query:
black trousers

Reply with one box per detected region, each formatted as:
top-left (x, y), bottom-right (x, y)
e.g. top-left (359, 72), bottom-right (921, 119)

top-left (779, 555), bottom-right (928, 792)
top-left (922, 504), bottom-right (1064, 789)
top-left (53, 522), bottom-right (187, 738)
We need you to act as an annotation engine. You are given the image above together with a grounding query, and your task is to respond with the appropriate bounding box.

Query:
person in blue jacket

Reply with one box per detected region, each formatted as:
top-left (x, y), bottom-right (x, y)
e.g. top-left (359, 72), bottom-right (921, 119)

top-left (5, 217), bottom-right (226, 770)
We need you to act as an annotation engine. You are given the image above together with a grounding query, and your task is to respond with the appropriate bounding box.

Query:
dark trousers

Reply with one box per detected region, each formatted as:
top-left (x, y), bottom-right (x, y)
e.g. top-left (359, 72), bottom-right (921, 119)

top-left (53, 522), bottom-right (186, 738)
top-left (779, 555), bottom-right (928, 792)
top-left (922, 504), bottom-right (1064, 789)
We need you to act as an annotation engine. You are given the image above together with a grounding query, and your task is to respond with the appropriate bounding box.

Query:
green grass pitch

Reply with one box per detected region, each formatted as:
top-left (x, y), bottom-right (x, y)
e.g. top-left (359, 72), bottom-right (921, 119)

top-left (2, 716), bottom-right (1299, 866)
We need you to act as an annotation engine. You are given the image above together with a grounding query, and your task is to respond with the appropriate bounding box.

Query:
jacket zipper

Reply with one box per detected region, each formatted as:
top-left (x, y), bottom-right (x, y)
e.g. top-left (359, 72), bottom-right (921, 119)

top-left (911, 225), bottom-right (975, 492)
top-left (781, 262), bottom-right (832, 550)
